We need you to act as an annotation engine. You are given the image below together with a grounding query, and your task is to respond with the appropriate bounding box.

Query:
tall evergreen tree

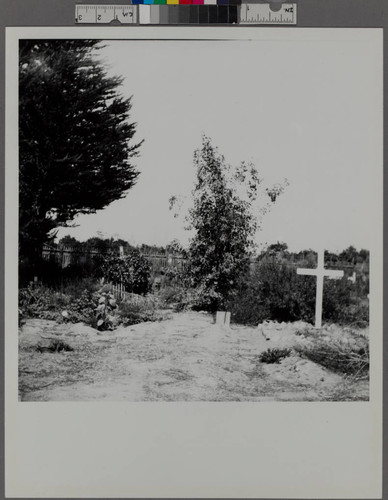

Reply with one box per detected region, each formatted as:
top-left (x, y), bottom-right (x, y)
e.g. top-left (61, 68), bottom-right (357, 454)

top-left (19, 40), bottom-right (142, 266)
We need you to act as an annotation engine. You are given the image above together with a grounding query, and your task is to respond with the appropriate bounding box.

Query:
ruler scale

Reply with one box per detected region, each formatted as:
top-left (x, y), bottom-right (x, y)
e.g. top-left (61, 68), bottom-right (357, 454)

top-left (240, 3), bottom-right (296, 24)
top-left (75, 3), bottom-right (297, 24)
top-left (76, 4), bottom-right (137, 23)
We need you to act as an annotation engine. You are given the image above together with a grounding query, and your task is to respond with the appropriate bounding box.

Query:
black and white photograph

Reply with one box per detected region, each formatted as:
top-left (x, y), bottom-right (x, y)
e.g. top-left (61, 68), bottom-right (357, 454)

top-left (15, 33), bottom-right (382, 403)
top-left (4, 26), bottom-right (383, 498)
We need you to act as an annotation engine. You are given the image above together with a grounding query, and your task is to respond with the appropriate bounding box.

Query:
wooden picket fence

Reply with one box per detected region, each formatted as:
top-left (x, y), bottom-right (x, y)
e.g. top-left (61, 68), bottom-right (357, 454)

top-left (42, 244), bottom-right (107, 268)
top-left (42, 244), bottom-right (359, 285)
top-left (109, 282), bottom-right (127, 301)
top-left (42, 244), bottom-right (187, 274)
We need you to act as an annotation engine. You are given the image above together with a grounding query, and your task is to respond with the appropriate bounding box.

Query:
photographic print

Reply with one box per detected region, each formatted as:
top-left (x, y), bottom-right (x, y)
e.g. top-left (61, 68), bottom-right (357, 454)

top-left (16, 34), bottom-right (381, 403)
top-left (5, 26), bottom-right (383, 499)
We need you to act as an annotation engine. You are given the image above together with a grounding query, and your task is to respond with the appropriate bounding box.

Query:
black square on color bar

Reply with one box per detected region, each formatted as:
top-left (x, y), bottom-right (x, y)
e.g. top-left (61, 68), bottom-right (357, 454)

top-left (189, 5), bottom-right (199, 24)
top-left (228, 5), bottom-right (237, 23)
top-left (228, 0), bottom-right (241, 5)
top-left (198, 5), bottom-right (209, 23)
top-left (218, 5), bottom-right (228, 23)
top-left (179, 5), bottom-right (190, 23)
top-left (209, 5), bottom-right (217, 23)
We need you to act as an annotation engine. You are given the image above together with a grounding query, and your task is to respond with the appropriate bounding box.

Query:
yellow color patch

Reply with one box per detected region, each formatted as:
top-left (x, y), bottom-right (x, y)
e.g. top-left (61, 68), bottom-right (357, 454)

top-left (167, 0), bottom-right (179, 4)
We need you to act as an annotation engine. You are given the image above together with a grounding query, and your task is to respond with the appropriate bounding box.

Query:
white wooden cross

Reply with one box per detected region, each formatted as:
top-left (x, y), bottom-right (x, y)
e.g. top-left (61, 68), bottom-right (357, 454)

top-left (297, 248), bottom-right (344, 328)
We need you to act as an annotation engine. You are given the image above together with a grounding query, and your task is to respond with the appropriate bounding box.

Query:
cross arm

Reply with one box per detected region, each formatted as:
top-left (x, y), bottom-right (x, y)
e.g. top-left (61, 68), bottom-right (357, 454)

top-left (325, 269), bottom-right (344, 278)
top-left (297, 268), bottom-right (316, 276)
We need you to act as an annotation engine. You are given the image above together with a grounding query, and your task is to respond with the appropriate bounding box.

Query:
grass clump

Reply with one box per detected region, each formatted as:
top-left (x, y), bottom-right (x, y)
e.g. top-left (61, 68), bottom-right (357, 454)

top-left (36, 340), bottom-right (74, 353)
top-left (295, 340), bottom-right (369, 379)
top-left (259, 348), bottom-right (291, 364)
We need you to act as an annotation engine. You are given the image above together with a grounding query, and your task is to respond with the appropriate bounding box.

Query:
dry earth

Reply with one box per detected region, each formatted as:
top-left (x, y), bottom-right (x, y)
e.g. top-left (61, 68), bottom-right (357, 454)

top-left (19, 311), bottom-right (369, 401)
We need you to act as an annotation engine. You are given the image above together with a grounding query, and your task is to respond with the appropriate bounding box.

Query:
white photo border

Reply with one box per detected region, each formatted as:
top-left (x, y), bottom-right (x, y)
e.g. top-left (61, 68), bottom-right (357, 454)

top-left (5, 27), bottom-right (383, 498)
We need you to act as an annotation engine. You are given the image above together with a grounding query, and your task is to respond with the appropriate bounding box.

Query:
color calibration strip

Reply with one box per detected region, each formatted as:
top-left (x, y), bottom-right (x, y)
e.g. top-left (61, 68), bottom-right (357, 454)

top-left (139, 5), bottom-right (239, 24)
top-left (75, 3), bottom-right (297, 24)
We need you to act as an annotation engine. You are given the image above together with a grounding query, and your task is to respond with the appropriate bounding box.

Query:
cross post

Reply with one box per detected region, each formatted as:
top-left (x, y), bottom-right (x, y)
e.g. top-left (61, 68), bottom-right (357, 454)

top-left (297, 249), bottom-right (344, 328)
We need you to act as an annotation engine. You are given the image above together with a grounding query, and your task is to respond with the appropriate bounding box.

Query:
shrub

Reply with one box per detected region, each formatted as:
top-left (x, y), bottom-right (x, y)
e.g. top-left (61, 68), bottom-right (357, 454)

top-left (118, 296), bottom-right (164, 325)
top-left (63, 289), bottom-right (99, 324)
top-left (259, 348), bottom-right (291, 364)
top-left (19, 284), bottom-right (67, 321)
top-left (100, 249), bottom-right (151, 295)
top-left (19, 284), bottom-right (99, 325)
top-left (229, 262), bottom-right (369, 327)
top-left (60, 260), bottom-right (102, 281)
top-left (158, 285), bottom-right (193, 311)
top-left (295, 341), bottom-right (369, 379)
top-left (323, 280), bottom-right (369, 327)
top-left (94, 291), bottom-right (118, 330)
top-left (60, 277), bottom-right (100, 300)
top-left (229, 263), bottom-right (315, 325)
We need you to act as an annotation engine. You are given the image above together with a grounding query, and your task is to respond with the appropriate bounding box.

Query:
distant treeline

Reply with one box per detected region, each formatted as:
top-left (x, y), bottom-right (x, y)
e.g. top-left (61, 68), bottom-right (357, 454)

top-left (56, 235), bottom-right (186, 256)
top-left (56, 236), bottom-right (369, 265)
top-left (257, 242), bottom-right (369, 266)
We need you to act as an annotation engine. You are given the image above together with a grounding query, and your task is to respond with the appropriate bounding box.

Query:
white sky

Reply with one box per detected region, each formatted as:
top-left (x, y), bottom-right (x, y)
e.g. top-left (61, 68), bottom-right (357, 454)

top-left (56, 36), bottom-right (382, 253)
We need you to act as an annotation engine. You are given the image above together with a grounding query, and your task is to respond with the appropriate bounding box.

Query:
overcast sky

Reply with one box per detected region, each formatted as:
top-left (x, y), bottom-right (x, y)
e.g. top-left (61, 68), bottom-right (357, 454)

top-left (56, 36), bottom-right (381, 253)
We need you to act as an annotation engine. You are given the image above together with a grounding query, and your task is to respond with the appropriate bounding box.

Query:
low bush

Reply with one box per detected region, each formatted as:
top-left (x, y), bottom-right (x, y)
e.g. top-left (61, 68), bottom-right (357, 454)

top-left (62, 289), bottom-right (98, 324)
top-left (118, 296), bottom-right (164, 325)
top-left (19, 280), bottom-right (167, 329)
top-left (19, 284), bottom-right (68, 321)
top-left (19, 284), bottom-right (98, 325)
top-left (158, 286), bottom-right (192, 311)
top-left (100, 249), bottom-right (151, 295)
top-left (60, 276), bottom-right (100, 299)
top-left (189, 285), bottom-right (226, 312)
top-left (259, 348), bottom-right (291, 364)
top-left (229, 264), bottom-right (315, 325)
top-left (229, 262), bottom-right (369, 327)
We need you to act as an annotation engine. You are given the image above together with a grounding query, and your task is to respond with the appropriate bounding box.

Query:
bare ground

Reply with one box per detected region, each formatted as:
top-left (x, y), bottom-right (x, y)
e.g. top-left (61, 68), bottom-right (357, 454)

top-left (18, 311), bottom-right (369, 401)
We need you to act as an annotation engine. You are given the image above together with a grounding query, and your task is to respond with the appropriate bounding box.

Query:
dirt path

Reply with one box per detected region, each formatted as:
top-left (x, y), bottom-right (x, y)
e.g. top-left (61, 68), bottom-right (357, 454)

top-left (19, 311), bottom-right (368, 401)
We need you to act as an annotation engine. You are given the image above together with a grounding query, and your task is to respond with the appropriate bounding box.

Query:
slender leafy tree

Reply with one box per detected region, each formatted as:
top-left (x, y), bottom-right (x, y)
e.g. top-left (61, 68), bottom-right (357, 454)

top-left (19, 40), bottom-right (142, 267)
top-left (174, 135), bottom-right (288, 310)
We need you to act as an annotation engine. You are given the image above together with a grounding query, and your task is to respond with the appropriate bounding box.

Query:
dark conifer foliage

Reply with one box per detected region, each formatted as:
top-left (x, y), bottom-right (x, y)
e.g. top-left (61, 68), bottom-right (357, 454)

top-left (19, 40), bottom-right (142, 264)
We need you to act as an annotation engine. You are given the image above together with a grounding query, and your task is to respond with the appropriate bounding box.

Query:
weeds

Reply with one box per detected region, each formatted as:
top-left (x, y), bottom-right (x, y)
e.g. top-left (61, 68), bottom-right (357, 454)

top-left (295, 341), bottom-right (369, 379)
top-left (158, 286), bottom-right (192, 311)
top-left (259, 348), bottom-right (291, 364)
top-left (118, 296), bottom-right (164, 325)
top-left (19, 285), bottom-right (67, 321)
top-left (36, 340), bottom-right (74, 353)
top-left (229, 263), bottom-right (369, 327)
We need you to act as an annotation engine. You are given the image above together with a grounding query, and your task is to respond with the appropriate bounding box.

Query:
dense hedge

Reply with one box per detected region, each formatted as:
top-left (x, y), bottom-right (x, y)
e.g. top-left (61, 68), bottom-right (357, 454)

top-left (228, 262), bottom-right (369, 327)
top-left (100, 249), bottom-right (151, 295)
